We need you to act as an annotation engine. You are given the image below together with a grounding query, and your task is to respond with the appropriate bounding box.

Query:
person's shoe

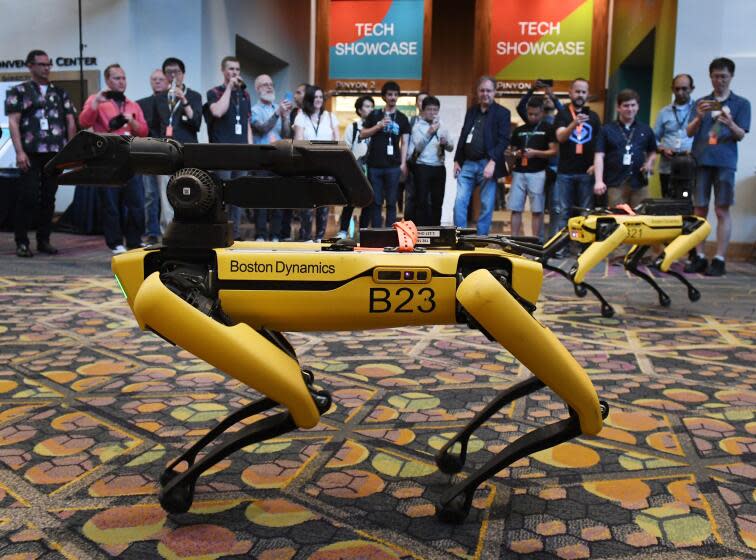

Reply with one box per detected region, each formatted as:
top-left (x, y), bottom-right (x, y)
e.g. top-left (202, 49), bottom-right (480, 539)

top-left (271, 236), bottom-right (280, 242)
top-left (255, 236), bottom-right (265, 242)
top-left (684, 254), bottom-right (708, 273)
top-left (37, 241), bottom-right (58, 255)
top-left (336, 230), bottom-right (348, 240)
top-left (111, 245), bottom-right (127, 255)
top-left (705, 258), bottom-right (726, 276)
top-left (145, 235), bottom-right (159, 245)
top-left (16, 244), bottom-right (33, 258)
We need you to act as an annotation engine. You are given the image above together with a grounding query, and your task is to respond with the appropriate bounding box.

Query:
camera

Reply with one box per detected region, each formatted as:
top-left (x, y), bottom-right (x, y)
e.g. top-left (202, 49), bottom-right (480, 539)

top-left (108, 114), bottom-right (129, 131)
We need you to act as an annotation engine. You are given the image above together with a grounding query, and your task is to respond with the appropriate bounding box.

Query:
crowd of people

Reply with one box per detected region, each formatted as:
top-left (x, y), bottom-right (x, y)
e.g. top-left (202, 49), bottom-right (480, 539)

top-left (4, 50), bottom-right (750, 275)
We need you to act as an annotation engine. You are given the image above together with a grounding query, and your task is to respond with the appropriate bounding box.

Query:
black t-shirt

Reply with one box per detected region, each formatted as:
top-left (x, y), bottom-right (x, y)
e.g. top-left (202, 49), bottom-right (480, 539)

top-left (205, 85), bottom-right (251, 144)
top-left (364, 108), bottom-right (411, 168)
top-left (510, 121), bottom-right (556, 173)
top-left (464, 110), bottom-right (488, 161)
top-left (553, 105), bottom-right (601, 174)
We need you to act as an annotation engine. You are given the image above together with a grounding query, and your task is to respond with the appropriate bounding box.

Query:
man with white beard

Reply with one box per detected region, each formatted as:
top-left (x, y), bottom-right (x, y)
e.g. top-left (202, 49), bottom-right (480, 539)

top-left (250, 74), bottom-right (292, 241)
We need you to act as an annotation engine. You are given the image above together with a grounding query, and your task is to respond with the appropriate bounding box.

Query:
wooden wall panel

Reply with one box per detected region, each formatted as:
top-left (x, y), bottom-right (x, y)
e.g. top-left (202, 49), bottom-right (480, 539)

top-left (427, 0), bottom-right (477, 97)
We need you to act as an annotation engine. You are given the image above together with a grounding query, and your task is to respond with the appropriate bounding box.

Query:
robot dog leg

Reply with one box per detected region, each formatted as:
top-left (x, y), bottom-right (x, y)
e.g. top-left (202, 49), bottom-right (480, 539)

top-left (623, 245), bottom-right (672, 307)
top-left (435, 269), bottom-right (608, 522)
top-left (654, 217), bottom-right (711, 302)
top-left (130, 272), bottom-right (331, 513)
top-left (534, 229), bottom-right (615, 317)
top-left (568, 222), bottom-right (629, 317)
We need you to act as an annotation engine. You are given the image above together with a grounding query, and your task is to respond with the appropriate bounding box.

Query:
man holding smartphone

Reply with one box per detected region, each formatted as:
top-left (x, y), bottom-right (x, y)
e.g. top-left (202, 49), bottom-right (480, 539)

top-left (551, 78), bottom-right (601, 248)
top-left (250, 74), bottom-right (292, 241)
top-left (684, 57), bottom-right (750, 276)
top-left (79, 63), bottom-right (148, 254)
top-left (361, 81), bottom-right (411, 227)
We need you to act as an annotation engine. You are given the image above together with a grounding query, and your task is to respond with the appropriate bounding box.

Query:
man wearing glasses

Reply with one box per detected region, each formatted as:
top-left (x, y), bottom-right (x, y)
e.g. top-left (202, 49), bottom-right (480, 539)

top-left (654, 74), bottom-right (696, 198)
top-left (685, 57), bottom-right (751, 276)
top-left (5, 50), bottom-right (77, 257)
top-left (145, 57), bottom-right (203, 237)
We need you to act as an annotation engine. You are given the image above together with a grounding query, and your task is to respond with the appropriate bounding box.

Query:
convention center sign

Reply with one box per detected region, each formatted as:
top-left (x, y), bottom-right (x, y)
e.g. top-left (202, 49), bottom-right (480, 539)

top-left (328, 0), bottom-right (425, 92)
top-left (489, 0), bottom-right (594, 93)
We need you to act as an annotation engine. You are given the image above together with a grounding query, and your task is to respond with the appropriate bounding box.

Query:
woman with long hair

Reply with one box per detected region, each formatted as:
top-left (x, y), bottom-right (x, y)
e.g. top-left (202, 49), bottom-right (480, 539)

top-left (293, 85), bottom-right (339, 241)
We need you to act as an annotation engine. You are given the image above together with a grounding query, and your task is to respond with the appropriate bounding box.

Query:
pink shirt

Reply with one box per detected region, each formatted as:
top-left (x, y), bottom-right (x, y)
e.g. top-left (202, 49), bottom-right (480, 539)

top-left (79, 94), bottom-right (148, 136)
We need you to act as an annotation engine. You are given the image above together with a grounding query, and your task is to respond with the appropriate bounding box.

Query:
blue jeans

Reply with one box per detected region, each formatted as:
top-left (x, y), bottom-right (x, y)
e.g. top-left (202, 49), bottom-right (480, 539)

top-left (255, 209), bottom-right (283, 240)
top-left (367, 166), bottom-right (402, 227)
top-left (217, 170), bottom-right (246, 239)
top-left (142, 175), bottom-right (161, 238)
top-left (300, 206), bottom-right (329, 240)
top-left (550, 173), bottom-right (594, 236)
top-left (99, 175), bottom-right (144, 249)
top-left (454, 160), bottom-right (496, 235)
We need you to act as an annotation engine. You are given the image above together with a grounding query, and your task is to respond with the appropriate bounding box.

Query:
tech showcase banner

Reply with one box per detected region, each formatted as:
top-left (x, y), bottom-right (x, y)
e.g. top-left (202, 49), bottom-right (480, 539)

top-left (489, 0), bottom-right (593, 81)
top-left (329, 0), bottom-right (424, 80)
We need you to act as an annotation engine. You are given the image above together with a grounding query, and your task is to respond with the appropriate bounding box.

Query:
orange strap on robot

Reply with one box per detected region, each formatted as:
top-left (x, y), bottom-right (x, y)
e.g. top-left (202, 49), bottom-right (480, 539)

top-left (612, 203), bottom-right (636, 216)
top-left (393, 220), bottom-right (418, 252)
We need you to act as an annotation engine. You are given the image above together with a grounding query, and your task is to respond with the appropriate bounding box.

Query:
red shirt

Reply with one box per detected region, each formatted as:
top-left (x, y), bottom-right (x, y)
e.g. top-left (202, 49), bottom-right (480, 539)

top-left (79, 93), bottom-right (148, 136)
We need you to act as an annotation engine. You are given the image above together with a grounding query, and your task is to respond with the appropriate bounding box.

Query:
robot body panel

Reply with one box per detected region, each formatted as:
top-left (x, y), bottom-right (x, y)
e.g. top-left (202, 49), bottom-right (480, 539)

top-left (457, 269), bottom-right (602, 435)
top-left (50, 132), bottom-right (606, 520)
top-left (568, 215), bottom-right (685, 245)
top-left (133, 272), bottom-right (320, 428)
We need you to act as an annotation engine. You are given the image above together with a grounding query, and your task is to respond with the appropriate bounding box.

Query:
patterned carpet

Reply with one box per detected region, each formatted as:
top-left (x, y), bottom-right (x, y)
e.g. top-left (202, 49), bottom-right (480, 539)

top-left (0, 257), bottom-right (754, 559)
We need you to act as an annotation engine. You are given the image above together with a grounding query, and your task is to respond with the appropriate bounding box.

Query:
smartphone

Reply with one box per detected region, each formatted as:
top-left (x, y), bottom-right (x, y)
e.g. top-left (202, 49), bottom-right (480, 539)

top-left (283, 91), bottom-right (293, 103)
top-left (706, 100), bottom-right (722, 111)
top-left (537, 79), bottom-right (554, 87)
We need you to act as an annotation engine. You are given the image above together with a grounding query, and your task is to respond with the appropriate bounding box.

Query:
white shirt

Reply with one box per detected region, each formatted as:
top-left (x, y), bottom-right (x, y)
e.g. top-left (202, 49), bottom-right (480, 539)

top-left (294, 110), bottom-right (339, 141)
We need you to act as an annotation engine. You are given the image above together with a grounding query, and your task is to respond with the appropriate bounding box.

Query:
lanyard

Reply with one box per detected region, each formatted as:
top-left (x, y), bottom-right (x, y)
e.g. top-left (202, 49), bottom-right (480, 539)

top-left (311, 112), bottom-right (322, 136)
top-left (233, 89), bottom-right (242, 126)
top-left (619, 121), bottom-right (636, 148)
top-left (672, 103), bottom-right (691, 130)
top-left (169, 85), bottom-right (190, 125)
top-left (523, 121), bottom-right (541, 149)
top-left (569, 104), bottom-right (583, 135)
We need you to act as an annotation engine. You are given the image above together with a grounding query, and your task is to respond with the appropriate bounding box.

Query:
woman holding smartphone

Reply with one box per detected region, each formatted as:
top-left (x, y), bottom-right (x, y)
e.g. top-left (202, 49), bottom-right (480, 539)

top-left (294, 85), bottom-right (339, 241)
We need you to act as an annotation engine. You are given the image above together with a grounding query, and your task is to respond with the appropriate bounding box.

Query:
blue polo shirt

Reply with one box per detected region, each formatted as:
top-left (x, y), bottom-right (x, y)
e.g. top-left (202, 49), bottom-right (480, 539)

top-left (654, 101), bottom-right (695, 174)
top-left (691, 91), bottom-right (751, 170)
top-left (251, 101), bottom-right (284, 145)
top-left (596, 120), bottom-right (657, 188)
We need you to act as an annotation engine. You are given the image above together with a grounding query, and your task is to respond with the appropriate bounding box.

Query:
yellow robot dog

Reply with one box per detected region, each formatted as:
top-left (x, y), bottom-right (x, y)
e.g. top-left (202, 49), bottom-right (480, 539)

top-left (47, 131), bottom-right (608, 522)
top-left (469, 203), bottom-right (710, 317)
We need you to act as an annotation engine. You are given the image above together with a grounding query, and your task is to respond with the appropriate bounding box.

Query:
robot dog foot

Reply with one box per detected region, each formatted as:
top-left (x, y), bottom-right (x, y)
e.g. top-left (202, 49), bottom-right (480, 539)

top-left (159, 372), bottom-right (331, 514)
top-left (435, 376), bottom-right (609, 522)
top-left (543, 263), bottom-right (615, 318)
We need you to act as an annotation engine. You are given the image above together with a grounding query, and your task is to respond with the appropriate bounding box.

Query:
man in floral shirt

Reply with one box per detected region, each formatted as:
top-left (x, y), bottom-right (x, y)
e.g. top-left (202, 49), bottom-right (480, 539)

top-left (5, 49), bottom-right (77, 257)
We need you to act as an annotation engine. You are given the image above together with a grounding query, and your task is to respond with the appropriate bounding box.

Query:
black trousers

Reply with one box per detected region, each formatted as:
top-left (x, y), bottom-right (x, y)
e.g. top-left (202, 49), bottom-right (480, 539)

top-left (14, 153), bottom-right (57, 246)
top-left (412, 163), bottom-right (446, 226)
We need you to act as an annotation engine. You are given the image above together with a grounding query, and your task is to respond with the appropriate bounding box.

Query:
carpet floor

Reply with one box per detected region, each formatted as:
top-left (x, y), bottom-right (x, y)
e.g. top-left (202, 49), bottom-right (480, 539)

top-left (0, 234), bottom-right (754, 559)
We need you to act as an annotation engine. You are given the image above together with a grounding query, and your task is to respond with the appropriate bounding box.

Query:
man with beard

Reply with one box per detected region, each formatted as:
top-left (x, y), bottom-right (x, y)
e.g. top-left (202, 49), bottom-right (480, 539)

top-left (654, 74), bottom-right (696, 198)
top-left (250, 74), bottom-right (292, 241)
top-left (5, 49), bottom-right (77, 257)
top-left (551, 78), bottom-right (602, 248)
